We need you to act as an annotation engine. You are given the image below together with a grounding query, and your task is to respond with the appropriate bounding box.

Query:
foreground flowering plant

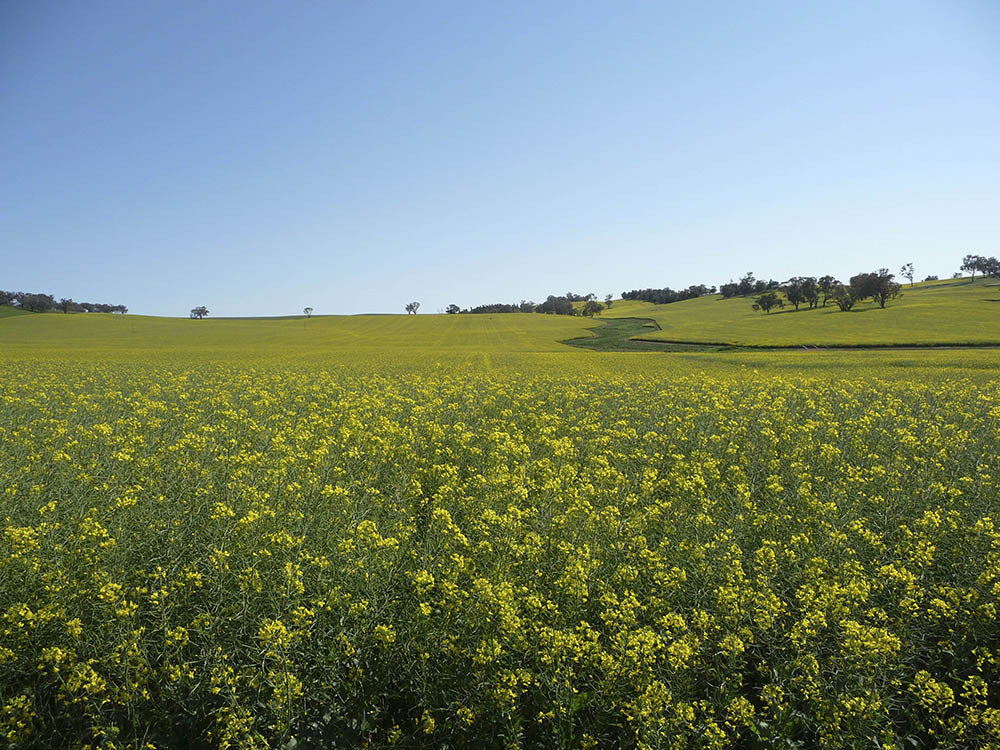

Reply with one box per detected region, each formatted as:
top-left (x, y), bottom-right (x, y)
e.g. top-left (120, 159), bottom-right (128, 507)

top-left (2, 361), bottom-right (999, 748)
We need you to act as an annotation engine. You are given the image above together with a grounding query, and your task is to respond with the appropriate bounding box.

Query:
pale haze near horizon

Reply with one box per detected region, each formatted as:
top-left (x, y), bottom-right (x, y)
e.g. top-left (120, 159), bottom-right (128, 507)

top-left (1, 1), bottom-right (998, 318)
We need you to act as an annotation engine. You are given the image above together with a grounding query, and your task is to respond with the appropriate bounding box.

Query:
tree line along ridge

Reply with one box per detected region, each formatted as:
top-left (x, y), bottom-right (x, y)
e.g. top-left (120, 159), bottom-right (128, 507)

top-left (443, 255), bottom-right (998, 319)
top-left (0, 290), bottom-right (127, 314)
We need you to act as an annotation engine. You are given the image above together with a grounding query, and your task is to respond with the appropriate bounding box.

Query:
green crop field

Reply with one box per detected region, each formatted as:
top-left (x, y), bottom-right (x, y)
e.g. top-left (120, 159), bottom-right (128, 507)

top-left (0, 306), bottom-right (31, 319)
top-left (604, 278), bottom-right (1000, 347)
top-left (0, 310), bottom-right (598, 362)
top-left (3, 307), bottom-right (1000, 749)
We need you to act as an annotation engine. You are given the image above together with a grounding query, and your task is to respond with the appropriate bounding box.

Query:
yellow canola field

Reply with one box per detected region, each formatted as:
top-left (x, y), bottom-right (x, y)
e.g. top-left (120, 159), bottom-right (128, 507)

top-left (2, 347), bottom-right (1000, 748)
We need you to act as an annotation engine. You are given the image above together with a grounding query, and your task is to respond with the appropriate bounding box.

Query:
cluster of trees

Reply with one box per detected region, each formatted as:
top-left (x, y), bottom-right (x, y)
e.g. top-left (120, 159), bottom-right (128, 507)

top-left (621, 284), bottom-right (715, 305)
top-left (752, 269), bottom-right (902, 314)
top-left (0, 290), bottom-right (127, 314)
top-left (719, 273), bottom-right (781, 298)
top-left (961, 254), bottom-right (1000, 281)
top-left (450, 301), bottom-right (536, 314)
top-left (432, 253), bottom-right (993, 320)
top-left (535, 295), bottom-right (578, 315)
top-left (444, 292), bottom-right (609, 317)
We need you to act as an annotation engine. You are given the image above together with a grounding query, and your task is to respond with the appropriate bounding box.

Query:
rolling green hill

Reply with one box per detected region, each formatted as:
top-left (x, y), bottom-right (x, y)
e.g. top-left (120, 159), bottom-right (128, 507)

top-left (3, 278), bottom-right (998, 366)
top-left (603, 278), bottom-right (1000, 347)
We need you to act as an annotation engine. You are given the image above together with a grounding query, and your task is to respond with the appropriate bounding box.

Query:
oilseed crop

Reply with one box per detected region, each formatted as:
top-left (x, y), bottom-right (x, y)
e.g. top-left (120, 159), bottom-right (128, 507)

top-left (2, 311), bottom-right (1000, 748)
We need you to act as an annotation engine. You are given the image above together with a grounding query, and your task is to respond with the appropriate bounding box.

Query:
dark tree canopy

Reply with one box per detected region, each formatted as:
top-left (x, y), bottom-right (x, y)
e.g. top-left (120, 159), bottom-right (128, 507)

top-left (1, 290), bottom-right (125, 313)
top-left (15, 293), bottom-right (56, 312)
top-left (961, 254), bottom-right (982, 281)
top-left (752, 291), bottom-right (784, 314)
top-left (466, 303), bottom-right (523, 314)
top-left (964, 255), bottom-right (1000, 279)
top-left (720, 273), bottom-right (779, 298)
top-left (850, 269), bottom-right (902, 309)
top-left (190, 306), bottom-right (209, 319)
top-left (782, 277), bottom-right (817, 311)
top-left (818, 276), bottom-right (839, 307)
top-left (535, 295), bottom-right (576, 315)
top-left (622, 284), bottom-right (715, 305)
top-left (831, 284), bottom-right (858, 312)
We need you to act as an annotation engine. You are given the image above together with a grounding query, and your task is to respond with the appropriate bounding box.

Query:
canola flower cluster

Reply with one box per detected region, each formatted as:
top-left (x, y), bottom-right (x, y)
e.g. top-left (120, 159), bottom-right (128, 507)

top-left (1, 361), bottom-right (999, 748)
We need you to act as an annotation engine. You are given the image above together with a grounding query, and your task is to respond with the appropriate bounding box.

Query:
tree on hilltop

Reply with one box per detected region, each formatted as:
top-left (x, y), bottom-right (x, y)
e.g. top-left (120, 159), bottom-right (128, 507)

top-left (18, 293), bottom-right (55, 312)
top-left (445, 304), bottom-right (460, 314)
top-left (190, 306), bottom-right (209, 319)
top-left (303, 307), bottom-right (313, 318)
top-left (582, 300), bottom-right (604, 317)
top-left (962, 254), bottom-right (984, 282)
top-left (900, 263), bottom-right (915, 287)
top-left (405, 301), bottom-right (420, 315)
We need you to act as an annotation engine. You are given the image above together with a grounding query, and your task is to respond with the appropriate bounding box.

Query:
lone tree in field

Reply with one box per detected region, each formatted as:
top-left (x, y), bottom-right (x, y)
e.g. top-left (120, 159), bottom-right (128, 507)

top-left (605, 294), bottom-right (613, 308)
top-left (405, 301), bottom-right (420, 315)
top-left (900, 263), bottom-right (915, 287)
top-left (752, 291), bottom-right (783, 314)
top-left (445, 304), bottom-right (460, 314)
top-left (190, 306), bottom-right (209, 319)
top-left (582, 300), bottom-right (604, 317)
top-left (303, 307), bottom-right (313, 318)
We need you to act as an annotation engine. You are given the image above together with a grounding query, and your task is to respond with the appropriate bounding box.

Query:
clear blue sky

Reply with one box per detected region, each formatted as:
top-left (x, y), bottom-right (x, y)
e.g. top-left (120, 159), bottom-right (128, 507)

top-left (2, 1), bottom-right (998, 317)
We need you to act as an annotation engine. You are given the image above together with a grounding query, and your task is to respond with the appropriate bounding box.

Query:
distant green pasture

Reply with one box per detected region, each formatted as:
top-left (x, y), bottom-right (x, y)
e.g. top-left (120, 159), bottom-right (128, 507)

top-left (604, 278), bottom-right (1000, 346)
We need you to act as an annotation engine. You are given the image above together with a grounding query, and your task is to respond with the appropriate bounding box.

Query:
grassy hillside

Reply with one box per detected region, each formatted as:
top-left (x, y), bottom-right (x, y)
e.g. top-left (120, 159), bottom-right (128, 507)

top-left (604, 277), bottom-right (1000, 347)
top-left (0, 305), bottom-right (31, 318)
